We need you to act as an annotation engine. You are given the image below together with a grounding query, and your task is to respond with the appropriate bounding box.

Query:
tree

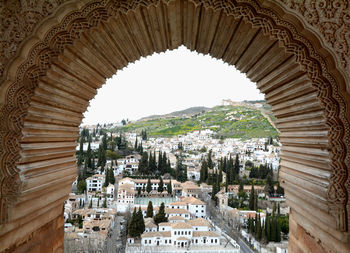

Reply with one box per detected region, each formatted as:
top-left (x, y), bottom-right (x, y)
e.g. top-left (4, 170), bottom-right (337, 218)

top-left (200, 160), bottom-right (208, 182)
top-left (146, 177), bottom-right (152, 193)
top-left (141, 130), bottom-right (147, 140)
top-left (146, 201), bottom-right (154, 218)
top-left (234, 154), bottom-right (240, 174)
top-left (249, 184), bottom-right (255, 210)
top-left (137, 207), bottom-right (145, 235)
top-left (77, 180), bottom-right (86, 193)
top-left (89, 199), bottom-right (92, 208)
top-left (167, 179), bottom-right (172, 195)
top-left (271, 217), bottom-right (276, 242)
top-left (138, 152), bottom-right (149, 174)
top-left (153, 202), bottom-right (168, 225)
top-left (256, 213), bottom-right (262, 240)
top-left (102, 196), bottom-right (107, 208)
top-left (265, 174), bottom-right (274, 196)
top-left (207, 150), bottom-right (214, 170)
top-left (134, 138), bottom-right (138, 150)
top-left (276, 215), bottom-right (281, 242)
top-left (158, 177), bottom-right (164, 192)
top-left (254, 192), bottom-right (258, 211)
top-left (276, 182), bottom-right (284, 195)
top-left (97, 198), bottom-right (100, 207)
top-left (128, 208), bottom-right (139, 237)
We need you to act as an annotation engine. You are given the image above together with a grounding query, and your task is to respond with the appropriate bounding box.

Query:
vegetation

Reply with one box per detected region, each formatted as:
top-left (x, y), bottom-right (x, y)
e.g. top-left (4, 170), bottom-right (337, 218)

top-left (128, 207), bottom-right (145, 237)
top-left (247, 203), bottom-right (286, 244)
top-left (113, 105), bottom-right (278, 139)
top-left (146, 201), bottom-right (154, 218)
top-left (153, 202), bottom-right (168, 225)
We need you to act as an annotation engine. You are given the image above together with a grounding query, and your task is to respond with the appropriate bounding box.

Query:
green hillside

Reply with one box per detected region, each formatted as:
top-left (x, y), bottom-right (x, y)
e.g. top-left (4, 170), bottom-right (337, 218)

top-left (115, 104), bottom-right (278, 139)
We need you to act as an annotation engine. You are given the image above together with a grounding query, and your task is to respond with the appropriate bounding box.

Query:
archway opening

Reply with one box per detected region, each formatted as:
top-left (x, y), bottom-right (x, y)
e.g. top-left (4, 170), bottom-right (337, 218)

top-left (0, 1), bottom-right (349, 252)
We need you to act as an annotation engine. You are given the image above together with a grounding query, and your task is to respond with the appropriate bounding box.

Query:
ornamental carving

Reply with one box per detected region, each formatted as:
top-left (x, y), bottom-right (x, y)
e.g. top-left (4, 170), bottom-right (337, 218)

top-left (281, 0), bottom-right (350, 72)
top-left (0, 0), bottom-right (349, 235)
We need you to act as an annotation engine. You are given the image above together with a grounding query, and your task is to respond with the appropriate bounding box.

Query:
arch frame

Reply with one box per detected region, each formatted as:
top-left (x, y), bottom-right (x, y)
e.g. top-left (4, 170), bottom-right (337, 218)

top-left (0, 0), bottom-right (349, 251)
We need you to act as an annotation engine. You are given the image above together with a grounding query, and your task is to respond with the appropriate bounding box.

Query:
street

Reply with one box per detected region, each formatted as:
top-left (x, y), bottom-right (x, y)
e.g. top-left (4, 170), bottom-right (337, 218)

top-left (202, 193), bottom-right (255, 253)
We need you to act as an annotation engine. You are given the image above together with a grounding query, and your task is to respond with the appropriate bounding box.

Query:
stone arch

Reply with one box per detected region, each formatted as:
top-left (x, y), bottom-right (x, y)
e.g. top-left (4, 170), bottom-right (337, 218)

top-left (0, 0), bottom-right (349, 252)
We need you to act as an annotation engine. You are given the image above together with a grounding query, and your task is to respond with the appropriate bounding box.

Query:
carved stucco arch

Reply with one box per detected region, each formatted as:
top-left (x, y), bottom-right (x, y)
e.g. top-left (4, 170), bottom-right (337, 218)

top-left (0, 0), bottom-right (350, 252)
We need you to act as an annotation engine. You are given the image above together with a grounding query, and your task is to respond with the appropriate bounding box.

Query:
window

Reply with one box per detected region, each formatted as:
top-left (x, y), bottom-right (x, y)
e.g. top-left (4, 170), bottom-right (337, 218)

top-left (215, 239), bottom-right (217, 243)
top-left (145, 240), bottom-right (147, 244)
top-left (169, 240), bottom-right (171, 243)
top-left (174, 231), bottom-right (177, 235)
top-left (181, 231), bottom-right (184, 235)
top-left (149, 240), bottom-right (151, 244)
top-left (165, 240), bottom-right (167, 243)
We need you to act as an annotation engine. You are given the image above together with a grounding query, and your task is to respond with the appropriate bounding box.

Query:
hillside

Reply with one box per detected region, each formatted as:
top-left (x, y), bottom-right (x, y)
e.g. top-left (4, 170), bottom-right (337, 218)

top-left (114, 103), bottom-right (278, 139)
top-left (139, 106), bottom-right (209, 121)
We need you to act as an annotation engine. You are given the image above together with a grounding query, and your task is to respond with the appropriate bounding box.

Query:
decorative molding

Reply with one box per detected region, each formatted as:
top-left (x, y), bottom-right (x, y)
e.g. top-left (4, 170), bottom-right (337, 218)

top-left (280, 0), bottom-right (350, 73)
top-left (0, 0), bottom-right (348, 234)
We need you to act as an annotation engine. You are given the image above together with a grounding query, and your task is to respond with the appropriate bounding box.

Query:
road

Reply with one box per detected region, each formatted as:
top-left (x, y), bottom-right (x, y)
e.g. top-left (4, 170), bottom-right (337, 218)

top-left (106, 215), bottom-right (125, 253)
top-left (202, 193), bottom-right (255, 253)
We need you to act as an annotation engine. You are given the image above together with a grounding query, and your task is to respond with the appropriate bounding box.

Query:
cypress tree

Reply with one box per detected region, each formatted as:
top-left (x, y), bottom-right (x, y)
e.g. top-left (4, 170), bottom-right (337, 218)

top-left (256, 213), bottom-right (262, 240)
top-left (265, 174), bottom-right (274, 196)
top-left (266, 215), bottom-right (271, 241)
top-left (137, 207), bottom-right (145, 235)
top-left (271, 217), bottom-right (276, 242)
top-left (234, 154), bottom-right (240, 174)
top-left (200, 160), bottom-right (208, 182)
top-left (139, 151), bottom-right (149, 174)
top-left (108, 166), bottom-right (115, 185)
top-left (249, 184), bottom-right (255, 210)
top-left (254, 192), bottom-right (258, 211)
top-left (146, 177), bottom-right (152, 193)
top-left (128, 208), bottom-right (139, 237)
top-left (207, 150), bottom-right (213, 170)
top-left (89, 199), bottom-right (92, 208)
top-left (104, 169), bottom-right (109, 187)
top-left (157, 151), bottom-right (162, 172)
top-left (158, 177), bottom-right (164, 192)
top-left (146, 201), bottom-right (154, 218)
top-left (167, 179), bottom-right (172, 195)
top-left (261, 220), bottom-right (267, 243)
top-left (102, 196), bottom-right (107, 208)
top-left (153, 202), bottom-right (168, 225)
top-left (276, 215), bottom-right (281, 242)
top-left (134, 138), bottom-right (138, 150)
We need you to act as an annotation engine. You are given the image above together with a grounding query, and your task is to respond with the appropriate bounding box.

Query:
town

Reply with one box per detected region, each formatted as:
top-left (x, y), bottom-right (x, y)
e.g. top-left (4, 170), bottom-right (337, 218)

top-left (63, 118), bottom-right (289, 253)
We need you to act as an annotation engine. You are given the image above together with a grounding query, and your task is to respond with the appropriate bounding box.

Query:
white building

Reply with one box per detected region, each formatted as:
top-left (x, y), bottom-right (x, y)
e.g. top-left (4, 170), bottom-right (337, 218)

top-left (86, 174), bottom-right (105, 192)
top-left (117, 178), bottom-right (135, 212)
top-left (126, 218), bottom-right (240, 252)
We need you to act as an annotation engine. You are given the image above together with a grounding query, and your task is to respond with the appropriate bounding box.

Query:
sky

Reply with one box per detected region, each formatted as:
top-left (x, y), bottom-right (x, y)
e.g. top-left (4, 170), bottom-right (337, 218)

top-left (82, 46), bottom-right (264, 125)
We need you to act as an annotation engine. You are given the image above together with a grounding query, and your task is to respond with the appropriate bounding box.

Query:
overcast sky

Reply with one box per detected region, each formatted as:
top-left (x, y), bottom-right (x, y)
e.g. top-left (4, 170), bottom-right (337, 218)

top-left (82, 46), bottom-right (264, 125)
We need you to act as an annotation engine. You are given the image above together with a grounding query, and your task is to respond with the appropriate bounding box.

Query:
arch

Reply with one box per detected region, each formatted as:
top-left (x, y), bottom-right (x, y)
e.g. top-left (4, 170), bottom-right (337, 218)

top-left (0, 0), bottom-right (349, 252)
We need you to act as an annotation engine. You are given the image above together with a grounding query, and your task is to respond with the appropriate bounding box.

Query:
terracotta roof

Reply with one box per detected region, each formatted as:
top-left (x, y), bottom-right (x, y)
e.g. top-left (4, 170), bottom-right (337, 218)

top-left (165, 208), bottom-right (190, 214)
top-left (176, 236), bottom-right (190, 241)
top-left (141, 231), bottom-right (171, 238)
top-left (169, 201), bottom-right (187, 206)
top-left (171, 222), bottom-right (193, 229)
top-left (158, 222), bottom-right (171, 227)
top-left (193, 231), bottom-right (219, 237)
top-left (168, 216), bottom-right (185, 221)
top-left (186, 218), bottom-right (210, 227)
top-left (181, 196), bottom-right (204, 205)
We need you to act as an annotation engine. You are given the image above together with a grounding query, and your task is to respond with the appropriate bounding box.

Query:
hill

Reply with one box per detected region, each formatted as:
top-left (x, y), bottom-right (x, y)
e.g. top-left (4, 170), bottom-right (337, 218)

top-left (139, 106), bottom-right (209, 121)
top-left (114, 103), bottom-right (278, 139)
